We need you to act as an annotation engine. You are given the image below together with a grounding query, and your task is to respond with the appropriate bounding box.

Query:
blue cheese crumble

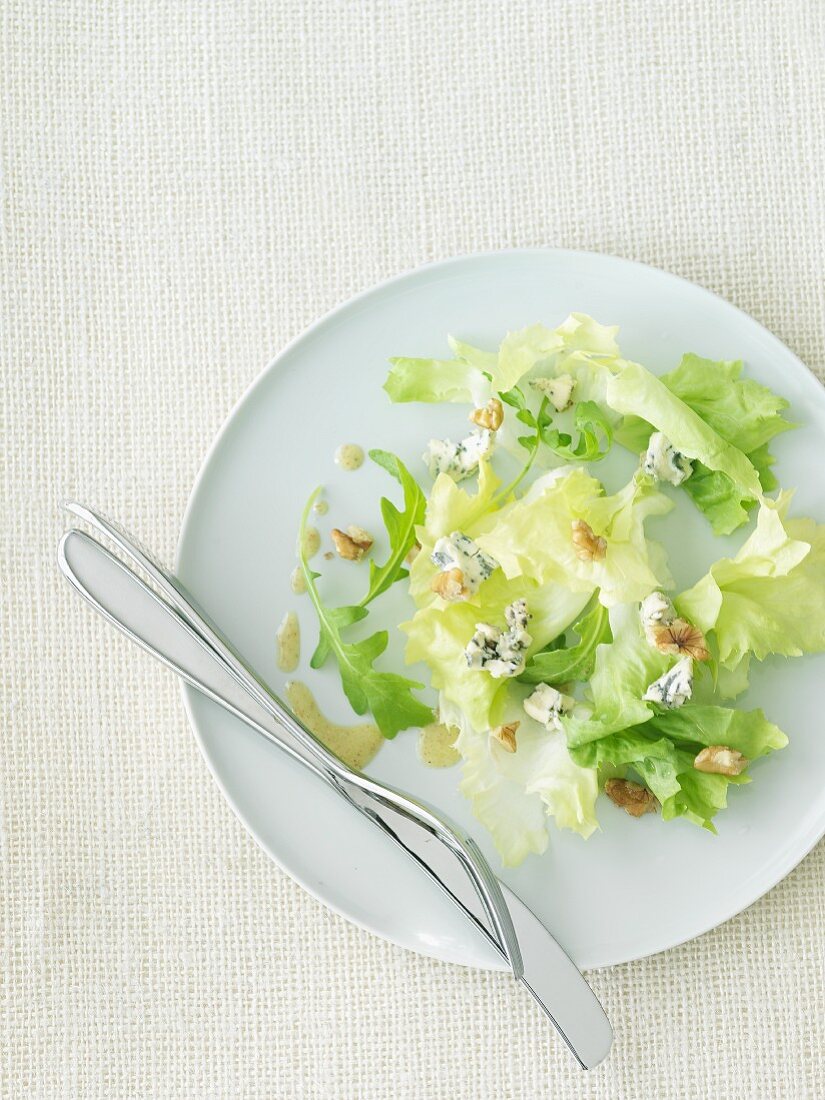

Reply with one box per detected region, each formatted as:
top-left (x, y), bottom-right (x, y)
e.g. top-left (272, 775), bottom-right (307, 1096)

top-left (423, 428), bottom-right (495, 482)
top-left (430, 531), bottom-right (498, 601)
top-left (465, 599), bottom-right (533, 678)
top-left (523, 683), bottom-right (575, 730)
top-left (643, 656), bottom-right (694, 709)
top-left (641, 431), bottom-right (693, 486)
top-left (530, 373), bottom-right (576, 412)
top-left (640, 590), bottom-right (676, 645)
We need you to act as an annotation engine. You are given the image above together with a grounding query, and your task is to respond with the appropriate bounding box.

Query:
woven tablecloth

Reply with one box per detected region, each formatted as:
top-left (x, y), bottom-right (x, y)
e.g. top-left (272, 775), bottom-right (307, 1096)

top-left (3, 3), bottom-right (824, 1097)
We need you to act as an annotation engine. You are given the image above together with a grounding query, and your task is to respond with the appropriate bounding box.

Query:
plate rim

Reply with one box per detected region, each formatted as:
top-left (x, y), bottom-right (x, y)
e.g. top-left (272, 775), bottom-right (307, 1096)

top-left (176, 247), bottom-right (825, 970)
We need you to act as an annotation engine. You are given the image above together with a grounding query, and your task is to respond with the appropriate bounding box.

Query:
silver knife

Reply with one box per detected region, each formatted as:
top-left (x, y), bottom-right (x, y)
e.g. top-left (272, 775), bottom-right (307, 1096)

top-left (58, 512), bottom-right (613, 1069)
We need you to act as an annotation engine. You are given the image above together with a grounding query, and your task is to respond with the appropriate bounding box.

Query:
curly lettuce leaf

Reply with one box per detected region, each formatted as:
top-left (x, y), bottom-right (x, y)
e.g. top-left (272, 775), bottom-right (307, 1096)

top-left (402, 570), bottom-right (590, 732)
top-left (663, 354), bottom-right (792, 455)
top-left (563, 604), bottom-right (672, 743)
top-left (477, 468), bottom-right (673, 607)
top-left (385, 313), bottom-right (621, 406)
top-left (564, 599), bottom-right (789, 830)
top-left (612, 355), bottom-right (791, 534)
top-left (384, 356), bottom-right (485, 404)
top-left (678, 495), bottom-right (825, 666)
top-left (407, 459), bottom-right (501, 608)
top-left (607, 361), bottom-right (763, 499)
top-left (443, 696), bottom-right (599, 866)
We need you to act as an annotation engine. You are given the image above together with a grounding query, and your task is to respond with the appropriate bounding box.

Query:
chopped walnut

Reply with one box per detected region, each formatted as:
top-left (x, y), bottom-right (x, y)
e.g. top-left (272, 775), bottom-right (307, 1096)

top-left (431, 567), bottom-right (469, 601)
top-left (469, 397), bottom-right (504, 431)
top-left (571, 519), bottom-right (607, 562)
top-left (331, 526), bottom-right (374, 561)
top-left (694, 745), bottom-right (748, 776)
top-left (604, 778), bottom-right (658, 817)
top-left (490, 721), bottom-right (520, 753)
top-left (650, 618), bottom-right (710, 661)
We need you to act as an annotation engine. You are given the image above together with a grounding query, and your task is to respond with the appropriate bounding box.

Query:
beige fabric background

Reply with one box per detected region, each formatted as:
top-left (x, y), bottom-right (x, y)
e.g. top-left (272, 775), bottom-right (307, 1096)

top-left (2, 2), bottom-right (824, 1097)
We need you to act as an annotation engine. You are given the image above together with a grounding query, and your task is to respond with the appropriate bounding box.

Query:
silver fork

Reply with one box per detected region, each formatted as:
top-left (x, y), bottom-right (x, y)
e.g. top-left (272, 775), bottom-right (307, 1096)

top-left (58, 503), bottom-right (613, 1069)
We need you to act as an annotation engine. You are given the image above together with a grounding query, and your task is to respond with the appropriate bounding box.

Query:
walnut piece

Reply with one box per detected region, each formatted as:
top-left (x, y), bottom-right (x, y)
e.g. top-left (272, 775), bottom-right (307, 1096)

top-left (650, 618), bottom-right (710, 661)
top-left (431, 567), bottom-right (469, 601)
top-left (331, 525), bottom-right (374, 561)
top-left (694, 745), bottom-right (748, 776)
top-left (571, 519), bottom-right (607, 562)
top-left (469, 397), bottom-right (504, 431)
top-left (604, 778), bottom-right (658, 817)
top-left (490, 721), bottom-right (520, 753)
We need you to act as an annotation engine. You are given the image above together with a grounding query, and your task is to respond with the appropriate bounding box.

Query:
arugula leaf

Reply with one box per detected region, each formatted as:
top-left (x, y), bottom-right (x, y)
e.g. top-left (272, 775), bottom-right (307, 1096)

top-left (539, 401), bottom-right (613, 462)
top-left (358, 450), bottom-right (426, 607)
top-left (518, 603), bottom-right (612, 684)
top-left (311, 450), bottom-right (425, 666)
top-left (500, 387), bottom-right (613, 464)
top-left (299, 489), bottom-right (434, 739)
top-left (494, 387), bottom-right (548, 502)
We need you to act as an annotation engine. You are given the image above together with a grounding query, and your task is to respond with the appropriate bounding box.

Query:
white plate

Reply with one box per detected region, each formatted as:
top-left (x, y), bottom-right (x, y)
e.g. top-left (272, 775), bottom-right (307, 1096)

top-left (177, 250), bottom-right (825, 970)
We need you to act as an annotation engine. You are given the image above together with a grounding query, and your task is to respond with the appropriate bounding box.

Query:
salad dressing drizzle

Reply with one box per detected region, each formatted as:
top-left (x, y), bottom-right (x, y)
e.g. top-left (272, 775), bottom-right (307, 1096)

top-left (301, 525), bottom-right (321, 559)
top-left (418, 723), bottom-right (460, 768)
top-left (285, 681), bottom-right (382, 771)
top-left (289, 566), bottom-right (307, 594)
top-left (275, 611), bottom-right (300, 672)
top-left (334, 443), bottom-right (365, 471)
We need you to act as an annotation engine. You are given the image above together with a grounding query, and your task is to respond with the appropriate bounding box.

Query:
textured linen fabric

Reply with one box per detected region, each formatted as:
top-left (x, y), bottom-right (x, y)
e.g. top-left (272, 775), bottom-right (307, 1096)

top-left (2, 2), bottom-right (824, 1097)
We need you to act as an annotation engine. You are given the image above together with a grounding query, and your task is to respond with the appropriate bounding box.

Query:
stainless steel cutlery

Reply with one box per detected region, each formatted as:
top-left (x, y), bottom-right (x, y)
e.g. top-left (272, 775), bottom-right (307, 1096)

top-left (59, 502), bottom-right (612, 1069)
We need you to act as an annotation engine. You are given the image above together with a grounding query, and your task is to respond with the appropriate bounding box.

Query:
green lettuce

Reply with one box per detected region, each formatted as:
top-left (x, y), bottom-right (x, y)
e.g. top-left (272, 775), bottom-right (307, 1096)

top-left (608, 361), bottom-right (762, 496)
top-left (383, 356), bottom-right (485, 405)
top-left (402, 570), bottom-right (590, 732)
top-left (678, 495), bottom-right (825, 666)
top-left (385, 313), bottom-right (621, 406)
top-left (477, 468), bottom-right (673, 608)
top-left (443, 696), bottom-right (599, 866)
top-left (663, 354), bottom-right (792, 454)
top-left (613, 355), bottom-right (791, 534)
top-left (563, 604), bottom-right (672, 743)
top-left (563, 604), bottom-right (788, 830)
top-left (407, 459), bottom-right (501, 608)
top-left (568, 706), bottom-right (787, 830)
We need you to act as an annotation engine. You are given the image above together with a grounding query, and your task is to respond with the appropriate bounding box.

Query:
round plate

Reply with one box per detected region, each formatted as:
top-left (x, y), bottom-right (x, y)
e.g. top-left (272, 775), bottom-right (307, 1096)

top-left (177, 250), bottom-right (825, 970)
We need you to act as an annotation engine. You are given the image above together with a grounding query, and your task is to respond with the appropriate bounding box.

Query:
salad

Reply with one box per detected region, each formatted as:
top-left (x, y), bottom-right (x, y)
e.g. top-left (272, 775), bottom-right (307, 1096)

top-left (295, 313), bottom-right (825, 866)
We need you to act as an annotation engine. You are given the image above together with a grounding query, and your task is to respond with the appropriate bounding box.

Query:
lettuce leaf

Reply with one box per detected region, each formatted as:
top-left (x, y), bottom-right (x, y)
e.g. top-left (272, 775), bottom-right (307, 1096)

top-left (564, 596), bottom-right (789, 830)
top-left (612, 355), bottom-right (791, 534)
top-left (568, 695), bottom-right (786, 831)
top-left (678, 496), bottom-right (825, 665)
top-left (385, 313), bottom-right (621, 406)
top-left (443, 695), bottom-right (599, 866)
top-left (607, 361), bottom-right (763, 499)
top-left (563, 604), bottom-right (672, 743)
top-left (663, 354), bottom-right (792, 455)
top-left (477, 468), bottom-right (673, 607)
top-left (407, 459), bottom-right (501, 608)
top-left (384, 356), bottom-right (485, 404)
top-left (402, 570), bottom-right (590, 731)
